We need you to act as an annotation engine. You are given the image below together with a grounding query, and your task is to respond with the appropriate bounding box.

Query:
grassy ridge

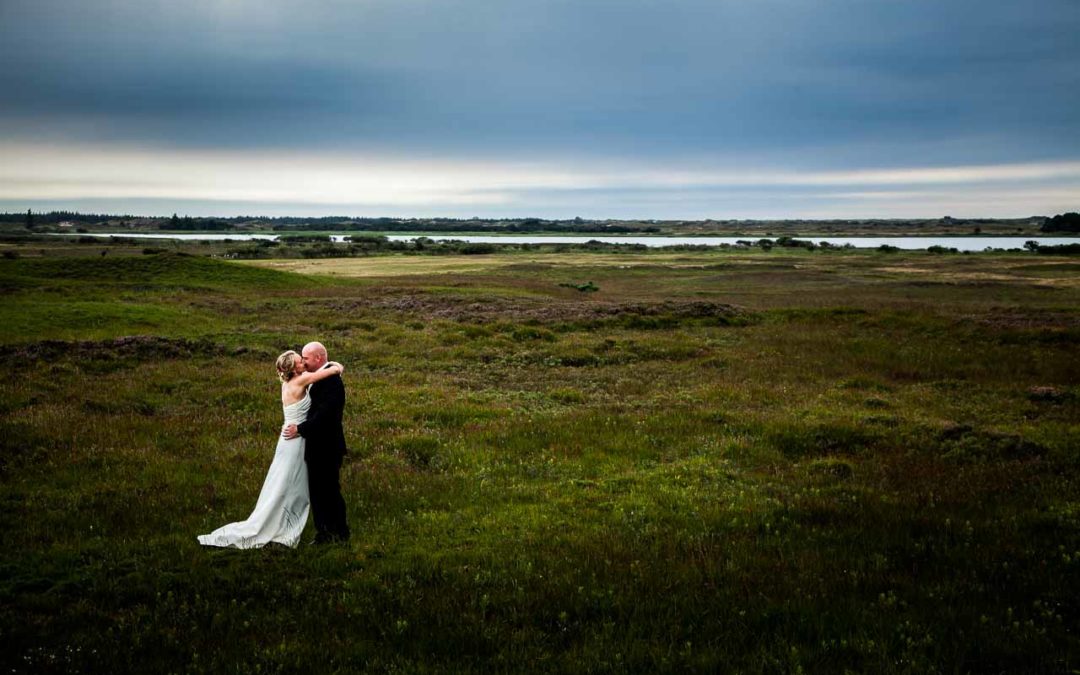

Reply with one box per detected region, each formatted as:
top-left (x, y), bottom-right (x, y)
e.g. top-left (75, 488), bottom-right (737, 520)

top-left (0, 253), bottom-right (322, 343)
top-left (1, 249), bottom-right (1078, 673)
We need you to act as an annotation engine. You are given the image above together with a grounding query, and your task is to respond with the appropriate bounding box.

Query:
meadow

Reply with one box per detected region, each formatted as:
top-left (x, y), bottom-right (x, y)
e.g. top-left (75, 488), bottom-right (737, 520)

top-left (1, 244), bottom-right (1078, 673)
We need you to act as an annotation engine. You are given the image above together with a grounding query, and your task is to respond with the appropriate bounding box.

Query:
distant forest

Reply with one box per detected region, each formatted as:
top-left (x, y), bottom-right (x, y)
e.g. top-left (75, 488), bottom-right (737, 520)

top-left (1041, 212), bottom-right (1080, 233)
top-left (0, 211), bottom-right (661, 234)
top-left (264, 217), bottom-right (662, 234)
top-left (0, 210), bottom-right (133, 225)
top-left (1, 210), bottom-right (1075, 233)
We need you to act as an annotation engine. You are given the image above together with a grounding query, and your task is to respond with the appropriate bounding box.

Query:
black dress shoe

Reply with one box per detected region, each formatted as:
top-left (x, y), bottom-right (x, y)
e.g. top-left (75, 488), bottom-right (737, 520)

top-left (310, 533), bottom-right (348, 546)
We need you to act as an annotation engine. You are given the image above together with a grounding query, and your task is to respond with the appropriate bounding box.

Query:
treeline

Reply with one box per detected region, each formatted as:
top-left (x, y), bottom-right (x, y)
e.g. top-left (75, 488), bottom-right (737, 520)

top-left (4, 210), bottom-right (1076, 233)
top-left (219, 235), bottom-right (654, 259)
top-left (1041, 212), bottom-right (1080, 233)
top-left (164, 215), bottom-right (233, 231)
top-left (0, 211), bottom-right (660, 233)
top-left (0, 210), bottom-right (133, 224)
top-left (269, 218), bottom-right (660, 234)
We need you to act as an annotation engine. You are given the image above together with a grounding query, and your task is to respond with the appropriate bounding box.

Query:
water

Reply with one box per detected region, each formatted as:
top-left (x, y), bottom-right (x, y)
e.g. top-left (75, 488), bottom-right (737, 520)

top-left (386, 235), bottom-right (1076, 251)
top-left (55, 232), bottom-right (1077, 251)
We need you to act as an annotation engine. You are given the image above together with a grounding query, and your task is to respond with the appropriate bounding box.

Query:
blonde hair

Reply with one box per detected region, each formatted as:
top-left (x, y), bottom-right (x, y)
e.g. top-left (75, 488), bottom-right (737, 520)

top-left (276, 350), bottom-right (299, 383)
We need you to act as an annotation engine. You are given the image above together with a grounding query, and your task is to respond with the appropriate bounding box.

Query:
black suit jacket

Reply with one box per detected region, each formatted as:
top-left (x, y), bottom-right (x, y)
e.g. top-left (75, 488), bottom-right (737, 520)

top-left (297, 368), bottom-right (347, 462)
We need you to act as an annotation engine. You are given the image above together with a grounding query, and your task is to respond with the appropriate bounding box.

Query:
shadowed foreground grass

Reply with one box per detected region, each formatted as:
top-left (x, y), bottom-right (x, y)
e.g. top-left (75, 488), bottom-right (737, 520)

top-left (1, 249), bottom-right (1078, 673)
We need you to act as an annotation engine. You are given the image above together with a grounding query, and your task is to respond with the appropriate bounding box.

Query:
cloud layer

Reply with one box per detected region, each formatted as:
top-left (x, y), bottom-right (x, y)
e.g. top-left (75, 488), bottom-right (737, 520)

top-left (2, 0), bottom-right (1078, 217)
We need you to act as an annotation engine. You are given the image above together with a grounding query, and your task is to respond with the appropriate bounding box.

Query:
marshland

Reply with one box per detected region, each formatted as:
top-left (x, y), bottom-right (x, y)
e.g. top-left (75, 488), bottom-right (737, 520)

top-left (1, 239), bottom-right (1078, 673)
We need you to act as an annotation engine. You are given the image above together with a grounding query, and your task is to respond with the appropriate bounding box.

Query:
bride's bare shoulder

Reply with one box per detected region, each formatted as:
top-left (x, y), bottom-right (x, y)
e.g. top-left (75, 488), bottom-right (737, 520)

top-left (281, 380), bottom-right (305, 406)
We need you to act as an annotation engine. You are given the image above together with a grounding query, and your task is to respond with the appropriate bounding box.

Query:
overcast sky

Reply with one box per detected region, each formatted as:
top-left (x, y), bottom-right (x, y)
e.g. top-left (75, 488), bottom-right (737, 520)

top-left (2, 0), bottom-right (1078, 219)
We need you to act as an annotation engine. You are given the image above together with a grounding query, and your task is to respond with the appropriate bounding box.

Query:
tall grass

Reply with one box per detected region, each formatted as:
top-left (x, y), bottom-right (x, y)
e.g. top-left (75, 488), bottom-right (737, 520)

top-left (1, 249), bottom-right (1077, 673)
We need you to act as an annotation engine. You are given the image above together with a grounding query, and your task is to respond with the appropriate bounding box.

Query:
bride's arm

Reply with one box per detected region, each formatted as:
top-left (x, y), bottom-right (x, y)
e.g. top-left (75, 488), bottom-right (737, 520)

top-left (281, 361), bottom-right (345, 439)
top-left (292, 361), bottom-right (344, 387)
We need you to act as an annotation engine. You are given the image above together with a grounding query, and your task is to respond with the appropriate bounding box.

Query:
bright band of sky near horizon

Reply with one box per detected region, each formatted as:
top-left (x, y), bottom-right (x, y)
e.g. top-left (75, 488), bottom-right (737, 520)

top-left (3, 142), bottom-right (1079, 219)
top-left (1, 0), bottom-right (1078, 219)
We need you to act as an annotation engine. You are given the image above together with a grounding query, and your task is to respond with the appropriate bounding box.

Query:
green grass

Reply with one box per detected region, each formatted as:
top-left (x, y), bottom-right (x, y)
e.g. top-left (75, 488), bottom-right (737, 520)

top-left (1, 247), bottom-right (1078, 673)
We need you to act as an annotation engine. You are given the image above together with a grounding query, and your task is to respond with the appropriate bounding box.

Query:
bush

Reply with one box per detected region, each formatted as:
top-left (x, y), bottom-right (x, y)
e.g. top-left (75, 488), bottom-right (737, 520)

top-left (558, 281), bottom-right (599, 293)
top-left (775, 236), bottom-right (817, 250)
top-left (1041, 212), bottom-right (1080, 233)
top-left (460, 243), bottom-right (496, 255)
top-left (280, 234), bottom-right (331, 243)
top-left (1035, 243), bottom-right (1080, 256)
top-left (511, 326), bottom-right (556, 342)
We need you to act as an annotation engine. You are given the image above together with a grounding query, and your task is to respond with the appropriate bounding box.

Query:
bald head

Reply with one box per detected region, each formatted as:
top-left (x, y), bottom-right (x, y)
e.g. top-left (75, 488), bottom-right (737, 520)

top-left (301, 341), bottom-right (328, 372)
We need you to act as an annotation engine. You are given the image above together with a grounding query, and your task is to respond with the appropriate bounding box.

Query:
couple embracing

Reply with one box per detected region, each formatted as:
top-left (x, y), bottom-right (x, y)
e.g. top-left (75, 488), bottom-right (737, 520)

top-left (198, 341), bottom-right (351, 549)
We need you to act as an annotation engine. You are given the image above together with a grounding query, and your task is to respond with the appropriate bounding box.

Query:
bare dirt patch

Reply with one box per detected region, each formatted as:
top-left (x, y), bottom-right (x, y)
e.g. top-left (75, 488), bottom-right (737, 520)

top-left (16, 336), bottom-right (246, 362)
top-left (325, 292), bottom-right (749, 324)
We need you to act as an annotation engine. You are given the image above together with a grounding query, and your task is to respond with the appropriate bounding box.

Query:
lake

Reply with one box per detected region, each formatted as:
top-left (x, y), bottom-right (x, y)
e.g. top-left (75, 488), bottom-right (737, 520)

top-left (57, 232), bottom-right (1078, 252)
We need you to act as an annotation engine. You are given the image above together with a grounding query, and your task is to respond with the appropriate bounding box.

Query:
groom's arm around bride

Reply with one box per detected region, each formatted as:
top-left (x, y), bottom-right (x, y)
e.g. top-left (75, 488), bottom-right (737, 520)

top-left (294, 366), bottom-right (347, 460)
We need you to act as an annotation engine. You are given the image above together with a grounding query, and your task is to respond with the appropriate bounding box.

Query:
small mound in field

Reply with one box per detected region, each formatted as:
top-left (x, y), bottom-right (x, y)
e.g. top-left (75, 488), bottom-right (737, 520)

top-left (806, 457), bottom-right (855, 481)
top-left (936, 423), bottom-right (1046, 462)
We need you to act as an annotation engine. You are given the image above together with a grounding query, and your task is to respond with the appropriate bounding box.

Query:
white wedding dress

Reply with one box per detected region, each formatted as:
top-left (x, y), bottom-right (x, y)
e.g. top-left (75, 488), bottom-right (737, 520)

top-left (198, 391), bottom-right (311, 549)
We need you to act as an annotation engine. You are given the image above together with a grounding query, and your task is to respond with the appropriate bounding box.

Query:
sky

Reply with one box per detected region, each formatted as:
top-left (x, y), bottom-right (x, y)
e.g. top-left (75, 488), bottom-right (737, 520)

top-left (1, 0), bottom-right (1078, 220)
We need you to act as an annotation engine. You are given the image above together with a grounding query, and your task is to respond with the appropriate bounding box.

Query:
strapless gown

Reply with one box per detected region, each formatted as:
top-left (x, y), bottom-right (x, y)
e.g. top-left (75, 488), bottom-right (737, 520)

top-left (198, 391), bottom-right (311, 548)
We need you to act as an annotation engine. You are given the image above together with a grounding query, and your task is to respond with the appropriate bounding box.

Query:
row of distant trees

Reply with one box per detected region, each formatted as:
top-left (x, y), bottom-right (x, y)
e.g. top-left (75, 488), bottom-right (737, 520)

top-left (1, 211), bottom-right (662, 234)
top-left (268, 219), bottom-right (660, 234)
top-left (3, 210), bottom-right (1078, 232)
top-left (166, 214), bottom-right (233, 230)
top-left (0, 210), bottom-right (132, 226)
top-left (1041, 212), bottom-right (1080, 233)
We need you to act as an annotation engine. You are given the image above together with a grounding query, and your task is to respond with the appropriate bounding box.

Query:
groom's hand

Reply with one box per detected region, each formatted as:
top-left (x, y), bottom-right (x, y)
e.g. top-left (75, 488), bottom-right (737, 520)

top-left (282, 424), bottom-right (300, 440)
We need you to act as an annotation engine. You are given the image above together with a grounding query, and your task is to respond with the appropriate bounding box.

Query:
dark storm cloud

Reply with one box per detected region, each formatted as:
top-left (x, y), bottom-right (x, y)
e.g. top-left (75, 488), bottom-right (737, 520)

top-left (2, 0), bottom-right (1079, 219)
top-left (0, 3), bottom-right (420, 148)
top-left (2, 0), bottom-right (1078, 164)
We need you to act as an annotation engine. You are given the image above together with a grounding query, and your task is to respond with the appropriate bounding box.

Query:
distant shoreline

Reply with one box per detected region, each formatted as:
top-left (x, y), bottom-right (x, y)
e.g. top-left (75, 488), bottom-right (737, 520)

top-left (38, 231), bottom-right (1080, 252)
top-left (3, 211), bottom-right (1068, 238)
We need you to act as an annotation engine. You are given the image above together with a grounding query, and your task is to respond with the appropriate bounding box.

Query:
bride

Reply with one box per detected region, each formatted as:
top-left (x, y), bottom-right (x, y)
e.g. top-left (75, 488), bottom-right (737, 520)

top-left (198, 350), bottom-right (344, 549)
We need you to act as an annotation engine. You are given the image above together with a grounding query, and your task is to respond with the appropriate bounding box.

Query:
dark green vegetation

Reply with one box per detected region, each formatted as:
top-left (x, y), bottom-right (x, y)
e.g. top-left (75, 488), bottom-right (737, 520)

top-left (1042, 212), bottom-right (1080, 234)
top-left (1, 209), bottom-right (1056, 237)
top-left (1, 245), bottom-right (1078, 673)
top-left (3, 230), bottom-right (1076, 269)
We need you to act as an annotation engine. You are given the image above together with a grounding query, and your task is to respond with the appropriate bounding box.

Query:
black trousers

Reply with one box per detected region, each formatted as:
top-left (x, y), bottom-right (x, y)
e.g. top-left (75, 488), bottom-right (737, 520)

top-left (307, 452), bottom-right (349, 540)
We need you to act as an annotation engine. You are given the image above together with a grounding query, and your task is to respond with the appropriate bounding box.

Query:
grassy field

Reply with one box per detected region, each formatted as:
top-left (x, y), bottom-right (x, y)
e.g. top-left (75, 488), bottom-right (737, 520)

top-left (1, 246), bottom-right (1078, 673)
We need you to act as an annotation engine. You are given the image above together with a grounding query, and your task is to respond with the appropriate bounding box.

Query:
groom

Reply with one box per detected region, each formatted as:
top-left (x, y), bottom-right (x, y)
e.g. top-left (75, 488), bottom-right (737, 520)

top-left (282, 341), bottom-right (350, 544)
